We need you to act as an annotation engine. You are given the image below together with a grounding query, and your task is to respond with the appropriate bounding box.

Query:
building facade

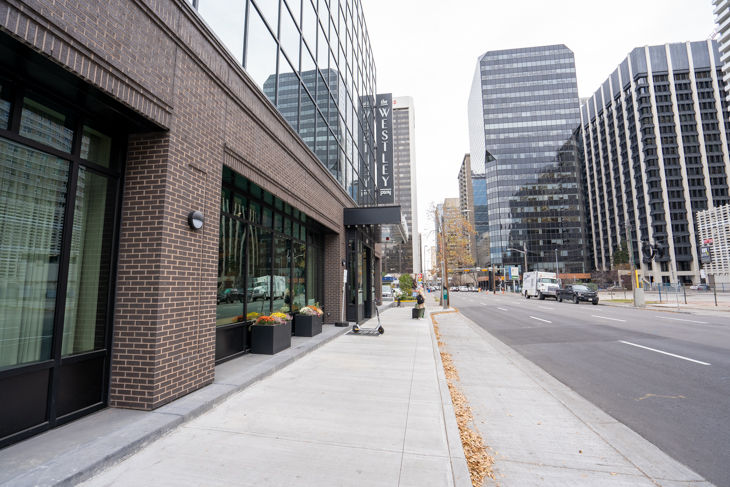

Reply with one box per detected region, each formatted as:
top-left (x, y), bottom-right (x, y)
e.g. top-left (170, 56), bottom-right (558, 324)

top-left (714, 0), bottom-right (730, 105)
top-left (0, 0), bottom-right (399, 449)
top-left (696, 203), bottom-right (730, 285)
top-left (381, 96), bottom-right (419, 274)
top-left (580, 41), bottom-right (730, 284)
top-left (468, 45), bottom-right (590, 277)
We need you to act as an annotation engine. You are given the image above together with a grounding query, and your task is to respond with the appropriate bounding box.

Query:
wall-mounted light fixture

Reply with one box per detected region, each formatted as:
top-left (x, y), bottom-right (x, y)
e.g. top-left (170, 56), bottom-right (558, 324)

top-left (342, 259), bottom-right (346, 266)
top-left (187, 211), bottom-right (205, 231)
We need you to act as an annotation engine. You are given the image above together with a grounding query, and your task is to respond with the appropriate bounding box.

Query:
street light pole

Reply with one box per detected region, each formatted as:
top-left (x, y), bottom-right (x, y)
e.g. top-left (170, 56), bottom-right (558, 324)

top-left (555, 248), bottom-right (560, 287)
top-left (627, 221), bottom-right (637, 306)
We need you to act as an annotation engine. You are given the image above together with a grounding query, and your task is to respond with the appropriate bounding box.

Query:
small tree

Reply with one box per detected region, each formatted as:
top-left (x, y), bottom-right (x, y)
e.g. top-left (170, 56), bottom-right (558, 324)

top-left (612, 240), bottom-right (630, 269)
top-left (399, 273), bottom-right (414, 292)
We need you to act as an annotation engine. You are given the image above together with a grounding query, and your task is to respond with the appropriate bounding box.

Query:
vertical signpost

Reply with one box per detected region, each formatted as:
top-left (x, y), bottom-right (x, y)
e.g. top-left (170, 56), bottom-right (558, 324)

top-left (375, 94), bottom-right (394, 205)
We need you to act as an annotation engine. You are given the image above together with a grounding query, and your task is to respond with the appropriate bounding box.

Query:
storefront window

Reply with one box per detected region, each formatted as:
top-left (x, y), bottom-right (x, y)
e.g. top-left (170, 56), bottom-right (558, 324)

top-left (80, 126), bottom-right (113, 169)
top-left (62, 168), bottom-right (116, 356)
top-left (20, 97), bottom-right (74, 153)
top-left (273, 236), bottom-right (291, 313)
top-left (306, 245), bottom-right (319, 305)
top-left (248, 227), bottom-right (272, 316)
top-left (0, 138), bottom-right (68, 368)
top-left (292, 242), bottom-right (306, 310)
top-left (217, 215), bottom-right (246, 326)
top-left (357, 240), bottom-right (363, 305)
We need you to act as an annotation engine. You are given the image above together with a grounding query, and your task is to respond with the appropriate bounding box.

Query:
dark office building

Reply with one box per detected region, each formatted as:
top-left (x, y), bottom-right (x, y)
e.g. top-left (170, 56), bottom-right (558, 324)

top-left (581, 41), bottom-right (730, 284)
top-left (0, 0), bottom-right (405, 450)
top-left (468, 45), bottom-right (590, 276)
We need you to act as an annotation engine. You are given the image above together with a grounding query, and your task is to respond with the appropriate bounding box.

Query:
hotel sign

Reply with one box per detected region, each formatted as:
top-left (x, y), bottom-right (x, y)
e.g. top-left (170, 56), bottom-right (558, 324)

top-left (376, 93), bottom-right (394, 205)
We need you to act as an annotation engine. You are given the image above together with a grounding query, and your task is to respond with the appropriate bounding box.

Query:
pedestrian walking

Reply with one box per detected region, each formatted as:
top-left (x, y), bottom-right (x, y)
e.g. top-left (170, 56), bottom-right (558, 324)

top-left (416, 287), bottom-right (426, 319)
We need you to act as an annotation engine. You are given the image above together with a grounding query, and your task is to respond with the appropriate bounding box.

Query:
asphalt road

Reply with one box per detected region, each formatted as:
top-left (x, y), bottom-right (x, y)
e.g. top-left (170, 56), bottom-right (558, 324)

top-left (448, 291), bottom-right (730, 486)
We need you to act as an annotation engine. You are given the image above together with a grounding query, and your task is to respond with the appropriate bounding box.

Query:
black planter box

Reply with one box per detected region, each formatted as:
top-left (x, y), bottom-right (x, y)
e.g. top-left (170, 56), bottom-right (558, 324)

top-left (251, 321), bottom-right (292, 355)
top-left (294, 314), bottom-right (323, 337)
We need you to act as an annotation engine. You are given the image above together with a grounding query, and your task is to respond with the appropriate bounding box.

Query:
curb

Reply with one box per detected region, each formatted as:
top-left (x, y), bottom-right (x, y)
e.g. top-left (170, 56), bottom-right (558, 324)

top-left (426, 307), bottom-right (472, 487)
top-left (3, 325), bottom-right (352, 487)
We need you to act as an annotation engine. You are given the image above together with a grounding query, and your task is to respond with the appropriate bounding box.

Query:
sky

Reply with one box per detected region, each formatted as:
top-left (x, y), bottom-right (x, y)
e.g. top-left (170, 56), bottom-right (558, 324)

top-left (361, 0), bottom-right (717, 266)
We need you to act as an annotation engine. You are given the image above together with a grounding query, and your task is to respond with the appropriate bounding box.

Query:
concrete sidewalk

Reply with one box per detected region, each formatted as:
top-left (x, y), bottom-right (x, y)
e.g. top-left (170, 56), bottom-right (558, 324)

top-left (427, 299), bottom-right (714, 486)
top-left (67, 306), bottom-right (469, 486)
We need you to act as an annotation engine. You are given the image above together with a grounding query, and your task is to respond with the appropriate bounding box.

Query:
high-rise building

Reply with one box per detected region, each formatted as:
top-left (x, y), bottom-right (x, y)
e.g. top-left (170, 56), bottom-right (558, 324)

top-left (382, 96), bottom-right (419, 274)
top-left (713, 0), bottom-right (730, 105)
top-left (458, 154), bottom-right (490, 267)
top-left (468, 45), bottom-right (590, 277)
top-left (580, 41), bottom-right (730, 284)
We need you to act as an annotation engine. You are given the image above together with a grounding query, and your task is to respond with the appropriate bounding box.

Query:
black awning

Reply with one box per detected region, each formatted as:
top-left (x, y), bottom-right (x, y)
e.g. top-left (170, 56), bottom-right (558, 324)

top-left (343, 205), bottom-right (409, 243)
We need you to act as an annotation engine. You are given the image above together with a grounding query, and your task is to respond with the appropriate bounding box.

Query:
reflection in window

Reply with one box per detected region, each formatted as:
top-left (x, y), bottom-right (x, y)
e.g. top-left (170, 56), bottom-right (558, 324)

top-left (273, 236), bottom-right (291, 313)
top-left (198, 0), bottom-right (245, 63)
top-left (293, 241), bottom-right (306, 310)
top-left (248, 227), bottom-right (272, 316)
top-left (277, 53), bottom-right (300, 130)
top-left (306, 245), bottom-right (319, 305)
top-left (0, 84), bottom-right (11, 130)
top-left (62, 168), bottom-right (116, 355)
top-left (80, 126), bottom-right (113, 168)
top-left (217, 216), bottom-right (246, 326)
top-left (246, 5), bottom-right (278, 100)
top-left (252, 0), bottom-right (279, 29)
top-left (0, 138), bottom-right (69, 368)
top-left (279, 5), bottom-right (300, 65)
top-left (20, 98), bottom-right (74, 153)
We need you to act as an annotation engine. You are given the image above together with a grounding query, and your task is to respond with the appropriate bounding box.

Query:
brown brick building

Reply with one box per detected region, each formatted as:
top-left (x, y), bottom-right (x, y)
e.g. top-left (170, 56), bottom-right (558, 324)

top-left (0, 0), bottom-right (404, 448)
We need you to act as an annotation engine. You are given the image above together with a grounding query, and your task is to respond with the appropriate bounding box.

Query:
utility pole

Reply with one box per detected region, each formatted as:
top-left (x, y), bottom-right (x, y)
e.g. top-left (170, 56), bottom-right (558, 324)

top-left (441, 210), bottom-right (450, 308)
top-left (435, 206), bottom-right (448, 310)
top-left (555, 248), bottom-right (560, 287)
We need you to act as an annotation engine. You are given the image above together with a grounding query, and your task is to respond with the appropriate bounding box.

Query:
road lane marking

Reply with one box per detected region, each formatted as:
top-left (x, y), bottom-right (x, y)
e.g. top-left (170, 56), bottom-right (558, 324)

top-left (538, 306), bottom-right (554, 310)
top-left (530, 316), bottom-right (552, 323)
top-left (653, 316), bottom-right (707, 324)
top-left (592, 315), bottom-right (626, 322)
top-left (618, 341), bottom-right (710, 366)
top-left (497, 307), bottom-right (508, 311)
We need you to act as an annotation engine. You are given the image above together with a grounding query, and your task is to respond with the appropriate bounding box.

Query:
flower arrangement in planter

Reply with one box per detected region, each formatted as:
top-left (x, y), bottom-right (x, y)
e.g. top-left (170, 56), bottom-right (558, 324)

top-left (294, 304), bottom-right (323, 337)
top-left (250, 314), bottom-right (291, 354)
top-left (247, 312), bottom-right (259, 322)
top-left (271, 312), bottom-right (292, 322)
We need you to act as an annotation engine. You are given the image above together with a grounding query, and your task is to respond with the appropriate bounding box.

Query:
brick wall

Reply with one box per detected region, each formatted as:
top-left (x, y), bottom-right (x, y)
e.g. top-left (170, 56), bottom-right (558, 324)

top-left (1, 0), bottom-right (356, 409)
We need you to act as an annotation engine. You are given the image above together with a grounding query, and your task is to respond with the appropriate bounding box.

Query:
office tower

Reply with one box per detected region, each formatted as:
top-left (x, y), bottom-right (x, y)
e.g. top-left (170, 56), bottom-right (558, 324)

top-left (581, 40), bottom-right (730, 284)
top-left (468, 45), bottom-right (590, 277)
top-left (714, 0), bottom-right (730, 105)
top-left (458, 154), bottom-right (490, 267)
top-left (382, 96), bottom-right (419, 273)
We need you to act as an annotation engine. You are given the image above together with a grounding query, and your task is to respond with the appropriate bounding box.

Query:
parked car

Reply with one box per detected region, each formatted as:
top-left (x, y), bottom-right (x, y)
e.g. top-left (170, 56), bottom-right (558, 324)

top-left (557, 284), bottom-right (599, 305)
top-left (458, 286), bottom-right (468, 292)
top-left (690, 283), bottom-right (711, 291)
top-left (382, 285), bottom-right (392, 297)
top-left (217, 288), bottom-right (244, 304)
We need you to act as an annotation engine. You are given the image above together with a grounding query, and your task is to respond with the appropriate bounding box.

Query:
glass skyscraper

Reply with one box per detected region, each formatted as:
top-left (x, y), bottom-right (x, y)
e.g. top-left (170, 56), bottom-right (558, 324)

top-left (194, 0), bottom-right (378, 205)
top-left (468, 44), bottom-right (590, 275)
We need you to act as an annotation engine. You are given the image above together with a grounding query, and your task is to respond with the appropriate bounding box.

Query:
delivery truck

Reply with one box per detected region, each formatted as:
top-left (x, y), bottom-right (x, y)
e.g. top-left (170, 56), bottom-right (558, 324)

top-left (522, 271), bottom-right (559, 300)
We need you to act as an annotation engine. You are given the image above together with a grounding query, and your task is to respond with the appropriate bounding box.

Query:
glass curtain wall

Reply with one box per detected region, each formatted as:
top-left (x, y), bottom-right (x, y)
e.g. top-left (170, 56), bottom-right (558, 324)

top-left (217, 167), bottom-right (325, 361)
top-left (194, 0), bottom-right (378, 206)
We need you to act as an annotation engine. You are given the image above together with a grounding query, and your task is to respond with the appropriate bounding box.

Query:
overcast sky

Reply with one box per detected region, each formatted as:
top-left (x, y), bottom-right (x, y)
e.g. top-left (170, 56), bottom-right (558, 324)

top-left (362, 0), bottom-right (717, 263)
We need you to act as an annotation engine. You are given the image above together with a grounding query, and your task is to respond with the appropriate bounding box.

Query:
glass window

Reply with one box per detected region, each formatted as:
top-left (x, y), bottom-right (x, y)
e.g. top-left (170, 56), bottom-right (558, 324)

top-left (0, 138), bottom-right (69, 369)
top-left (248, 201), bottom-right (261, 224)
top-left (293, 222), bottom-right (300, 239)
top-left (62, 168), bottom-right (117, 356)
top-left (233, 193), bottom-right (245, 218)
top-left (277, 54), bottom-right (299, 130)
top-left (245, 5), bottom-right (278, 99)
top-left (221, 188), bottom-right (232, 213)
top-left (292, 241), bottom-right (306, 311)
top-left (80, 126), bottom-right (113, 169)
top-left (216, 216), bottom-right (246, 325)
top-left (0, 84), bottom-right (12, 130)
top-left (285, 0), bottom-right (300, 25)
top-left (317, 24), bottom-right (329, 69)
top-left (301, 47), bottom-right (316, 93)
top-left (252, 0), bottom-right (279, 29)
top-left (198, 0), bottom-right (245, 63)
top-left (262, 207), bottom-right (273, 227)
top-left (306, 245), bottom-right (319, 305)
top-left (302, 0), bottom-right (316, 52)
top-left (248, 227), bottom-right (272, 315)
top-left (20, 97), bottom-right (74, 153)
top-left (273, 236), bottom-right (291, 313)
top-left (279, 7), bottom-right (300, 66)
top-left (284, 217), bottom-right (292, 235)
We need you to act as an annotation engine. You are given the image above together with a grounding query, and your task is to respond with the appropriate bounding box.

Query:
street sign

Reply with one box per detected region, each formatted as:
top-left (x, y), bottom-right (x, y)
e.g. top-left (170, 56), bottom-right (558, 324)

top-left (703, 238), bottom-right (714, 244)
top-left (509, 267), bottom-right (520, 280)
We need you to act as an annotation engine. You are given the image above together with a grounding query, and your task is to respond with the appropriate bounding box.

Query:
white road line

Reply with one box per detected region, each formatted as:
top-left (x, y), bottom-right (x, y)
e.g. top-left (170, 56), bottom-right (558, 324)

top-left (592, 315), bottom-right (626, 322)
top-left (497, 307), bottom-right (508, 311)
top-left (653, 316), bottom-right (707, 324)
top-left (619, 341), bottom-right (710, 366)
top-left (530, 316), bottom-right (552, 323)
top-left (538, 306), bottom-right (553, 310)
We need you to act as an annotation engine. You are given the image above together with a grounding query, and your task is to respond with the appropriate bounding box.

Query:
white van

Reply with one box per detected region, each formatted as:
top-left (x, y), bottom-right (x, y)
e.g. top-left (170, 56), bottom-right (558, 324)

top-left (382, 285), bottom-right (392, 297)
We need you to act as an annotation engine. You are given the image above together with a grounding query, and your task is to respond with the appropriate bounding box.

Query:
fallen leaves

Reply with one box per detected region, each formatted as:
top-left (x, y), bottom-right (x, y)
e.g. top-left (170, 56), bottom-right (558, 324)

top-left (434, 323), bottom-right (494, 487)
